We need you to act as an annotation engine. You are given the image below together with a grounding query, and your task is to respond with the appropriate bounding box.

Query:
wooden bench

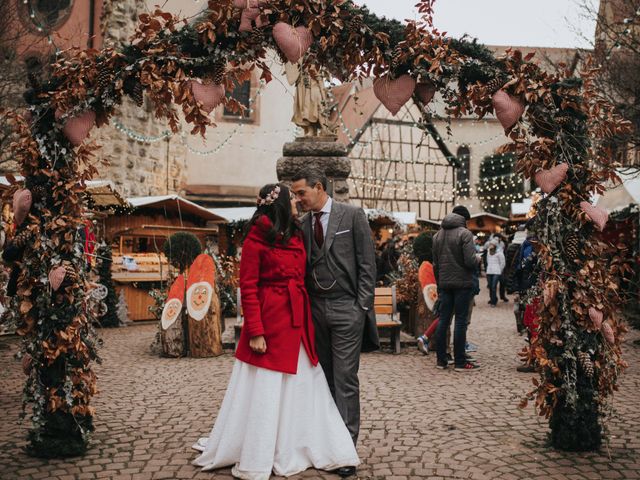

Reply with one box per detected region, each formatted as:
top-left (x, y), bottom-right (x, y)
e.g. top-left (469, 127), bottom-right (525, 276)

top-left (234, 286), bottom-right (402, 353)
top-left (374, 286), bottom-right (402, 354)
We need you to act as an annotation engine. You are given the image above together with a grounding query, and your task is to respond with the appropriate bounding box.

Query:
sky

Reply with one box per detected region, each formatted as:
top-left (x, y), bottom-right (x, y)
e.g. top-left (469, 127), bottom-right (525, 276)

top-left (361, 0), bottom-right (599, 49)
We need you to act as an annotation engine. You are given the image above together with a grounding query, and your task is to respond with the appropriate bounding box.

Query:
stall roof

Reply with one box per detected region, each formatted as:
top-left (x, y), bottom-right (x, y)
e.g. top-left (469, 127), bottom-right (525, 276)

top-left (128, 195), bottom-right (225, 222)
top-left (417, 218), bottom-right (442, 227)
top-left (596, 169), bottom-right (640, 212)
top-left (470, 212), bottom-right (509, 222)
top-left (511, 199), bottom-right (533, 216)
top-left (364, 209), bottom-right (417, 225)
top-left (209, 206), bottom-right (256, 223)
top-left (86, 180), bottom-right (128, 208)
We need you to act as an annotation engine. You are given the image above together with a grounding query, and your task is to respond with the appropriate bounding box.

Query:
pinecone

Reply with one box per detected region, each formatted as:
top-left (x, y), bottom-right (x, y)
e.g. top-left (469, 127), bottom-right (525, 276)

top-left (97, 65), bottom-right (112, 91)
top-left (13, 229), bottom-right (31, 248)
top-left (212, 61), bottom-right (226, 85)
top-left (131, 81), bottom-right (144, 107)
top-left (63, 262), bottom-right (79, 284)
top-left (577, 351), bottom-right (594, 378)
top-left (249, 28), bottom-right (264, 44)
top-left (564, 232), bottom-right (579, 262)
top-left (485, 77), bottom-right (503, 94)
top-left (390, 45), bottom-right (403, 69)
top-left (348, 15), bottom-right (363, 34)
top-left (31, 184), bottom-right (48, 202)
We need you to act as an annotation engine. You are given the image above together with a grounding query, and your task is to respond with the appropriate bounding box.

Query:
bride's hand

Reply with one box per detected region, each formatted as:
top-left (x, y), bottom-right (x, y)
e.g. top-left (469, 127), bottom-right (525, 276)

top-left (249, 335), bottom-right (267, 354)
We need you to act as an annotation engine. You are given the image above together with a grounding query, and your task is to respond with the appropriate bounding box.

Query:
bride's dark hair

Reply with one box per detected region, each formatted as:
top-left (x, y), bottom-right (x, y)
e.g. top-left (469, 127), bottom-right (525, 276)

top-left (245, 183), bottom-right (299, 245)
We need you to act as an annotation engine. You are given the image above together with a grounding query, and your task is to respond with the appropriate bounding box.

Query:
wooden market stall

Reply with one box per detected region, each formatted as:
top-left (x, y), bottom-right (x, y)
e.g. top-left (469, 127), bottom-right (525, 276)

top-left (104, 195), bottom-right (225, 321)
top-left (466, 212), bottom-right (508, 234)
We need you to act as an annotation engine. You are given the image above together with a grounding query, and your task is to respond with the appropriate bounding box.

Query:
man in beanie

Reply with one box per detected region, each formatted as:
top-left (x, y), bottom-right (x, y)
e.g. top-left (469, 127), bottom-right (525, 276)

top-left (432, 205), bottom-right (480, 371)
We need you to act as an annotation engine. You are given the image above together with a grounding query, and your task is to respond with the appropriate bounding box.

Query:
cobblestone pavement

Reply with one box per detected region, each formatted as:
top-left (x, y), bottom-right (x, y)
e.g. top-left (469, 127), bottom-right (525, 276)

top-left (1, 287), bottom-right (639, 480)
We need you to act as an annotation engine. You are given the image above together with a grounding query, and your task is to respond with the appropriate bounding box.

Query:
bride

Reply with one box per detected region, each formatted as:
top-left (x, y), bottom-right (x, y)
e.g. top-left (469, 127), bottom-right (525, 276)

top-left (192, 183), bottom-right (359, 479)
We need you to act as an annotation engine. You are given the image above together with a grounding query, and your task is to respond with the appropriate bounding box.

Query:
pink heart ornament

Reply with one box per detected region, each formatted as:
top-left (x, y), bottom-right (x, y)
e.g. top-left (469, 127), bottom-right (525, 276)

top-left (49, 266), bottom-right (67, 291)
top-left (56, 110), bottom-right (96, 146)
top-left (190, 80), bottom-right (225, 114)
top-left (534, 163), bottom-right (569, 194)
top-left (588, 307), bottom-right (603, 330)
top-left (373, 74), bottom-right (417, 116)
top-left (601, 322), bottom-right (615, 345)
top-left (13, 189), bottom-right (32, 226)
top-left (492, 90), bottom-right (525, 130)
top-left (235, 0), bottom-right (266, 32)
top-left (272, 22), bottom-right (313, 63)
top-left (579, 201), bottom-right (608, 232)
top-left (415, 82), bottom-right (437, 105)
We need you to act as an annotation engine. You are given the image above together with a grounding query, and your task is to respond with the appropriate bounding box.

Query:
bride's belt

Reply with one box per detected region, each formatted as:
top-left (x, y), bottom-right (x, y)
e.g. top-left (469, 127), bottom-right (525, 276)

top-left (259, 279), bottom-right (307, 328)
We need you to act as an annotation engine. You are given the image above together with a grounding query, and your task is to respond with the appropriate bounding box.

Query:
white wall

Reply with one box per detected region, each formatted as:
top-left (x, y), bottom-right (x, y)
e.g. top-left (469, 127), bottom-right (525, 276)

top-left (144, 1), bottom-right (298, 190)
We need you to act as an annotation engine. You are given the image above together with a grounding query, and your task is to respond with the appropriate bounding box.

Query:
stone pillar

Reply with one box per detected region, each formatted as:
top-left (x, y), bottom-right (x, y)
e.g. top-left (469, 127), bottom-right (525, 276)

top-left (276, 136), bottom-right (351, 203)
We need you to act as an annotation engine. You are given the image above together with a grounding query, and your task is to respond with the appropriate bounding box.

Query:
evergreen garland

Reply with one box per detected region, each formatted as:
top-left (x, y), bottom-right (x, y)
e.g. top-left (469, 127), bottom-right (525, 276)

top-left (95, 243), bottom-right (119, 328)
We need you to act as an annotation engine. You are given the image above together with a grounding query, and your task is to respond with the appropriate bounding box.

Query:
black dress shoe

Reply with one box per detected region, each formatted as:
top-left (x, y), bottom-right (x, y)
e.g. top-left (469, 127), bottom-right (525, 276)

top-left (334, 466), bottom-right (356, 477)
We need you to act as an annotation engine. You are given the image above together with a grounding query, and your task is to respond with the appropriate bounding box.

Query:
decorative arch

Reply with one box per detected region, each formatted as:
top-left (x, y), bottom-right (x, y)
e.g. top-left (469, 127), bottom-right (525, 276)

top-left (4, 0), bottom-right (630, 457)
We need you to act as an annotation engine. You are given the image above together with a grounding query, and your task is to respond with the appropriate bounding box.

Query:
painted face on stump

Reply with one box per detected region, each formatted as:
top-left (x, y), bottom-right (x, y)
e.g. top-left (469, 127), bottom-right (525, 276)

top-left (186, 282), bottom-right (213, 321)
top-left (161, 298), bottom-right (182, 330)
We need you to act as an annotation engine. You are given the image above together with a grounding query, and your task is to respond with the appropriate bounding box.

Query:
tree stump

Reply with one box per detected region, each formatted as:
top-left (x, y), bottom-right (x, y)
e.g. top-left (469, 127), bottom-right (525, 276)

top-left (186, 254), bottom-right (223, 357)
top-left (161, 274), bottom-right (185, 357)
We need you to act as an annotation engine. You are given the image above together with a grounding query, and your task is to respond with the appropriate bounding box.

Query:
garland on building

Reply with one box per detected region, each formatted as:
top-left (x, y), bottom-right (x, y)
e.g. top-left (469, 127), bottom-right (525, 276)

top-left (4, 0), bottom-right (631, 456)
top-left (478, 152), bottom-right (525, 217)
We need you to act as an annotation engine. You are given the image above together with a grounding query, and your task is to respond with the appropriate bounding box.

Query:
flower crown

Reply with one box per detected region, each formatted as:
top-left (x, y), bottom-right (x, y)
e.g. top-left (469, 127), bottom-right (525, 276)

top-left (256, 185), bottom-right (281, 207)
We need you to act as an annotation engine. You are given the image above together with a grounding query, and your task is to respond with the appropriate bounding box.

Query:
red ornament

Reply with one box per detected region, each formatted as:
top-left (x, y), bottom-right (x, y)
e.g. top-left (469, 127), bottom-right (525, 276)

top-left (534, 163), bottom-right (569, 194)
top-left (190, 80), bottom-right (225, 114)
top-left (373, 74), bottom-right (417, 116)
top-left (55, 109), bottom-right (96, 146)
top-left (492, 90), bottom-right (525, 130)
top-left (272, 22), bottom-right (313, 63)
top-left (579, 201), bottom-right (608, 232)
top-left (13, 189), bottom-right (32, 226)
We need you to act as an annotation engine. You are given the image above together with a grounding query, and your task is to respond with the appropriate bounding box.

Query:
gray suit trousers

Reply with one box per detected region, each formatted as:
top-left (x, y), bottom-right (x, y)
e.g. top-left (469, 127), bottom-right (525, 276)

top-left (310, 294), bottom-right (365, 445)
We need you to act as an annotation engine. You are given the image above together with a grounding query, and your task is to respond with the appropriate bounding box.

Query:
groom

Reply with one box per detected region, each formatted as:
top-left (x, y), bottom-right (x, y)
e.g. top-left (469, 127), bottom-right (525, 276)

top-left (291, 167), bottom-right (379, 474)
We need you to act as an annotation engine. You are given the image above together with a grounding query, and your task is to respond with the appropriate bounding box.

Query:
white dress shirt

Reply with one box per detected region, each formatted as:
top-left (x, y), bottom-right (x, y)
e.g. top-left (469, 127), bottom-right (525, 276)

top-left (312, 196), bottom-right (332, 238)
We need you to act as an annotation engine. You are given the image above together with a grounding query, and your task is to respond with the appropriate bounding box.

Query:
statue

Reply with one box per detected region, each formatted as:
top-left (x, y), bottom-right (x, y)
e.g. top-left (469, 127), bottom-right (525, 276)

top-left (285, 61), bottom-right (338, 137)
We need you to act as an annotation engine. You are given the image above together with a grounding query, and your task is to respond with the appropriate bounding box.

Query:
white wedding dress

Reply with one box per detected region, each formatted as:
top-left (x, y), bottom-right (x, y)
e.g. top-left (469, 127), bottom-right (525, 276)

top-left (192, 345), bottom-right (360, 479)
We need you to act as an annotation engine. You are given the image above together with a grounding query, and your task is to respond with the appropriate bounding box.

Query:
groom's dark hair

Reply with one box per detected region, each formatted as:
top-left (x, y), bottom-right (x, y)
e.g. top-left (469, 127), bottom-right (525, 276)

top-left (292, 167), bottom-right (327, 191)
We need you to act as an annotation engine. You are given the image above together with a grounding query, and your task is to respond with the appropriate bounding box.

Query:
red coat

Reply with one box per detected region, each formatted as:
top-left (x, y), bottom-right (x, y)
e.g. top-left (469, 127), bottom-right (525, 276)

top-left (235, 216), bottom-right (318, 374)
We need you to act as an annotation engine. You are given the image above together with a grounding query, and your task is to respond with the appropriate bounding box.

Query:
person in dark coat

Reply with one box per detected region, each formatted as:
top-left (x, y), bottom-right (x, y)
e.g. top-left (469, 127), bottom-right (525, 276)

top-left (432, 205), bottom-right (480, 371)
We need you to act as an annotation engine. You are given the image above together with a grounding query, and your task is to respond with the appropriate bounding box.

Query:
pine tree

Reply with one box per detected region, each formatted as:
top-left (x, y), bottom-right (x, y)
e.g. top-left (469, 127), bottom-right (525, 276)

top-left (477, 152), bottom-right (525, 217)
top-left (96, 243), bottom-right (120, 327)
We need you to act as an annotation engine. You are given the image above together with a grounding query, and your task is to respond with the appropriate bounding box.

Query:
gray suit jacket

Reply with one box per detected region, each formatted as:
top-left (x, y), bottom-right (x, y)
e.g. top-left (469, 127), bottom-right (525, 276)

top-left (302, 200), bottom-right (380, 352)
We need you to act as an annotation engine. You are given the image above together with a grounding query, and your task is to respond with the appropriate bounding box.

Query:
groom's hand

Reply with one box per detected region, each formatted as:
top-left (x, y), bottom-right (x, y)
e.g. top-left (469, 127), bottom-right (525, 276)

top-left (249, 335), bottom-right (267, 354)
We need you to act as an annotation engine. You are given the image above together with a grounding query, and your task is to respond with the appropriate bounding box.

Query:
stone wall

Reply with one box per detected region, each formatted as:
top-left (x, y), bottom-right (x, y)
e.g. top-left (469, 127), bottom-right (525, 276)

top-left (94, 0), bottom-right (188, 198)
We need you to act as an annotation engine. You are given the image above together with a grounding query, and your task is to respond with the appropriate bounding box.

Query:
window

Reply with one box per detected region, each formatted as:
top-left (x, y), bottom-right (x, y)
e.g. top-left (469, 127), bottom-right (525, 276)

top-left (217, 72), bottom-right (260, 124)
top-left (20, 0), bottom-right (74, 33)
top-left (223, 81), bottom-right (251, 119)
top-left (456, 146), bottom-right (471, 197)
